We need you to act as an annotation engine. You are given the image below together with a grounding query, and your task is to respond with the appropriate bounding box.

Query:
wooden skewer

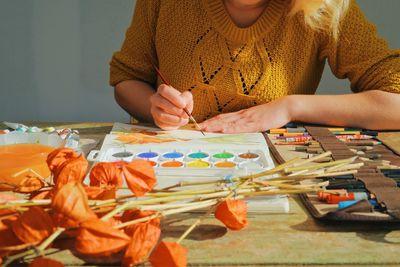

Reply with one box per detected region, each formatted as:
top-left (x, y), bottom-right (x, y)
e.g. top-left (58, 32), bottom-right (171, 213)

top-left (146, 54), bottom-right (205, 136)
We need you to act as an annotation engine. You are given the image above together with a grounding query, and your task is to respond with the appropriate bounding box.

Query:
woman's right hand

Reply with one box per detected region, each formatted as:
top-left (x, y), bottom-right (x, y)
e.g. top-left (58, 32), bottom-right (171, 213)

top-left (150, 84), bottom-right (193, 130)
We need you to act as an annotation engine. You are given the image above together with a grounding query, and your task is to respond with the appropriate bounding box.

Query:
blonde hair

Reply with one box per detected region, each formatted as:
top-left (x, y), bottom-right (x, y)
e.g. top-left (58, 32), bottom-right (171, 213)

top-left (289, 0), bottom-right (350, 39)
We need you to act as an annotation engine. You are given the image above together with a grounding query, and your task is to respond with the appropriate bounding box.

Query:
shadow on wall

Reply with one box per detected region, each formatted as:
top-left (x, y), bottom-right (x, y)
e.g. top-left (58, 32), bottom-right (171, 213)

top-left (0, 0), bottom-right (135, 122)
top-left (0, 1), bottom-right (39, 120)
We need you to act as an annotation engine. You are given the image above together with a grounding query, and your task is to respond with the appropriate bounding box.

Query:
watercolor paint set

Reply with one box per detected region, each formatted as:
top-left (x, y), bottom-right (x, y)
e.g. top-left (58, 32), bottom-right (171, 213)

top-left (97, 147), bottom-right (268, 171)
top-left (87, 123), bottom-right (275, 188)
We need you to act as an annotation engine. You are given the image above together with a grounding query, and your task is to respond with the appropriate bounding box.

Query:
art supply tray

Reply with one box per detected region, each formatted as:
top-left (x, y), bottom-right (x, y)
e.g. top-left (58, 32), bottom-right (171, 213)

top-left (268, 126), bottom-right (400, 223)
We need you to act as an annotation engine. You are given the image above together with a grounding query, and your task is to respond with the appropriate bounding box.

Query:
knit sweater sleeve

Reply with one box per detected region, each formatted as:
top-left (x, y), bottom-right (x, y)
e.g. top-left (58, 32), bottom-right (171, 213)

top-left (319, 0), bottom-right (400, 93)
top-left (109, 0), bottom-right (160, 87)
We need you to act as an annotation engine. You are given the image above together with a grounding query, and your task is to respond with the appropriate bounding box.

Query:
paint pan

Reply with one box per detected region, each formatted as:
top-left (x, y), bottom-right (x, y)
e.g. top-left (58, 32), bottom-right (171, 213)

top-left (162, 151), bottom-right (184, 161)
top-left (187, 151), bottom-right (209, 160)
top-left (186, 160), bottom-right (210, 168)
top-left (214, 161), bottom-right (237, 168)
top-left (161, 160), bottom-right (184, 168)
top-left (212, 151), bottom-right (235, 161)
top-left (112, 151), bottom-right (134, 161)
top-left (137, 151), bottom-right (159, 161)
top-left (238, 152), bottom-right (260, 161)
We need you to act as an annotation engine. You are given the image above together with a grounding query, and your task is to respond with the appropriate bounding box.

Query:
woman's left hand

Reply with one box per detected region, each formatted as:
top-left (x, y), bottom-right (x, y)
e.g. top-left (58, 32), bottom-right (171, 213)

top-left (198, 96), bottom-right (293, 133)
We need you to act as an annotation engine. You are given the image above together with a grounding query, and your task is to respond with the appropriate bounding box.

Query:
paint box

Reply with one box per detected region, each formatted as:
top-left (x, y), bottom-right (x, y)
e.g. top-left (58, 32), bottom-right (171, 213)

top-left (89, 123), bottom-right (275, 189)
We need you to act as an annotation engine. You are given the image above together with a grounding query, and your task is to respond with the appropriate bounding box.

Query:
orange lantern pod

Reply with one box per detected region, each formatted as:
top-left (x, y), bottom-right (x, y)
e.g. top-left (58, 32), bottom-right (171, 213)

top-left (89, 162), bottom-right (124, 188)
top-left (11, 206), bottom-right (55, 244)
top-left (214, 199), bottom-right (248, 231)
top-left (47, 148), bottom-right (78, 172)
top-left (0, 215), bottom-right (18, 230)
top-left (53, 155), bottom-right (89, 190)
top-left (14, 175), bottom-right (45, 193)
top-left (84, 186), bottom-right (116, 200)
top-left (121, 209), bottom-right (160, 236)
top-left (51, 182), bottom-right (97, 225)
top-left (52, 213), bottom-right (80, 238)
top-left (75, 219), bottom-right (130, 257)
top-left (0, 226), bottom-right (24, 259)
top-left (29, 257), bottom-right (64, 267)
top-left (122, 223), bottom-right (161, 267)
top-left (122, 160), bottom-right (156, 197)
top-left (149, 241), bottom-right (188, 267)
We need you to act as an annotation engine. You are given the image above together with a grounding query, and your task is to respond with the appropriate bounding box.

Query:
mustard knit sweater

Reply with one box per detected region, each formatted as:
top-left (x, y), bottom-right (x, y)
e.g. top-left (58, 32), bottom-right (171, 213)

top-left (110, 0), bottom-right (400, 122)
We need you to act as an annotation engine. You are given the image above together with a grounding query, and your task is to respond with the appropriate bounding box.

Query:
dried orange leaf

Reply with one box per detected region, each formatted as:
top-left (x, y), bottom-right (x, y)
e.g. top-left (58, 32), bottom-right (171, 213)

top-left (122, 223), bottom-right (161, 267)
top-left (0, 226), bottom-right (24, 258)
top-left (214, 199), bottom-right (248, 231)
top-left (0, 215), bottom-right (18, 230)
top-left (47, 148), bottom-right (78, 172)
top-left (11, 206), bottom-right (55, 244)
top-left (14, 176), bottom-right (44, 193)
top-left (121, 209), bottom-right (160, 236)
top-left (53, 155), bottom-right (88, 190)
top-left (85, 186), bottom-right (116, 200)
top-left (29, 257), bottom-right (64, 267)
top-left (75, 219), bottom-right (130, 257)
top-left (122, 160), bottom-right (156, 197)
top-left (51, 182), bottom-right (97, 225)
top-left (149, 241), bottom-right (187, 267)
top-left (89, 162), bottom-right (124, 188)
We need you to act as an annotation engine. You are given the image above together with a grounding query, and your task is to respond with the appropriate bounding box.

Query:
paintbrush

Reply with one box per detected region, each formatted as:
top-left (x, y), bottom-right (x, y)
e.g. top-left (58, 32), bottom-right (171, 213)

top-left (146, 55), bottom-right (205, 136)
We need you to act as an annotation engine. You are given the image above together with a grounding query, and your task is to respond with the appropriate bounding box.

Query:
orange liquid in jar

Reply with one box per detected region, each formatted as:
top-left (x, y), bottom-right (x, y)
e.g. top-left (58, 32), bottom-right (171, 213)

top-left (0, 144), bottom-right (55, 186)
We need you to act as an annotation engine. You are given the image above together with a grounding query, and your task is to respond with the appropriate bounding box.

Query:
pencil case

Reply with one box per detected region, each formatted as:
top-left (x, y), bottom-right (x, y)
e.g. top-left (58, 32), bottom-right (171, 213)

top-left (265, 126), bottom-right (400, 223)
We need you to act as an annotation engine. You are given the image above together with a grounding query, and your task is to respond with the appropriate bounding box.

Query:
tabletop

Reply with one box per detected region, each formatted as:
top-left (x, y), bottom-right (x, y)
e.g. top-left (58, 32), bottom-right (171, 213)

top-left (3, 122), bottom-right (400, 267)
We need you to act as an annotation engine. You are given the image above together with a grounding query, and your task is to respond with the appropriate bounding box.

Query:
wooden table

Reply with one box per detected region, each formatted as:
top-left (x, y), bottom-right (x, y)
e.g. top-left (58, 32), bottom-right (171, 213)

top-left (3, 122), bottom-right (400, 266)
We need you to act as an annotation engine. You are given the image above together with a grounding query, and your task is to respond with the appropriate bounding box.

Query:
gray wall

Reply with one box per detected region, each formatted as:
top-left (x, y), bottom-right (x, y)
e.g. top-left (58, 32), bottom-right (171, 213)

top-left (0, 0), bottom-right (399, 122)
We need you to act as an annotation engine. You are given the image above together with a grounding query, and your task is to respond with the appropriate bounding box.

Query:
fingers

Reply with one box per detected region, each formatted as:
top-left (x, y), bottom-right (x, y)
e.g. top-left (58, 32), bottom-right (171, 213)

top-left (200, 112), bottom-right (244, 133)
top-left (180, 91), bottom-right (194, 115)
top-left (158, 84), bottom-right (186, 109)
top-left (150, 94), bottom-right (184, 117)
top-left (150, 85), bottom-right (195, 130)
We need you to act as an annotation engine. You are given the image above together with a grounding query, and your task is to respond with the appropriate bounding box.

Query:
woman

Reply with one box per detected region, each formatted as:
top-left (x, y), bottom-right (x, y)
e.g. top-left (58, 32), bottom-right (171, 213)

top-left (110, 0), bottom-right (400, 133)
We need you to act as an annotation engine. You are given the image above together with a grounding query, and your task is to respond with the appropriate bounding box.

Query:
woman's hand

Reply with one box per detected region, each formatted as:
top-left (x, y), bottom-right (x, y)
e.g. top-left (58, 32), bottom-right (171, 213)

top-left (150, 84), bottom-right (193, 130)
top-left (199, 96), bottom-right (293, 133)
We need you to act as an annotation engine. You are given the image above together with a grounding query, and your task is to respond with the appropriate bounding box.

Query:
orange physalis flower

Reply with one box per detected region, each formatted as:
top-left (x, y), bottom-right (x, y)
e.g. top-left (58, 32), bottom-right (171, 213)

top-left (51, 182), bottom-right (97, 225)
top-left (0, 214), bottom-right (18, 230)
top-left (122, 160), bottom-right (156, 197)
top-left (0, 226), bottom-right (24, 259)
top-left (121, 209), bottom-right (160, 236)
top-left (14, 176), bottom-right (45, 193)
top-left (214, 199), bottom-right (248, 231)
top-left (75, 219), bottom-right (130, 257)
top-left (149, 241), bottom-right (188, 267)
top-left (47, 148), bottom-right (78, 172)
top-left (11, 206), bottom-right (55, 244)
top-left (122, 223), bottom-right (161, 267)
top-left (84, 186), bottom-right (116, 200)
top-left (29, 257), bottom-right (64, 267)
top-left (89, 162), bottom-right (124, 188)
top-left (53, 155), bottom-right (89, 190)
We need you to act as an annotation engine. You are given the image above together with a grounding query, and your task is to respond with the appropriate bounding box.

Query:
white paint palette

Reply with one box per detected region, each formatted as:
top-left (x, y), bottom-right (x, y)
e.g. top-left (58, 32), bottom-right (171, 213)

top-left (89, 123), bottom-right (275, 188)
